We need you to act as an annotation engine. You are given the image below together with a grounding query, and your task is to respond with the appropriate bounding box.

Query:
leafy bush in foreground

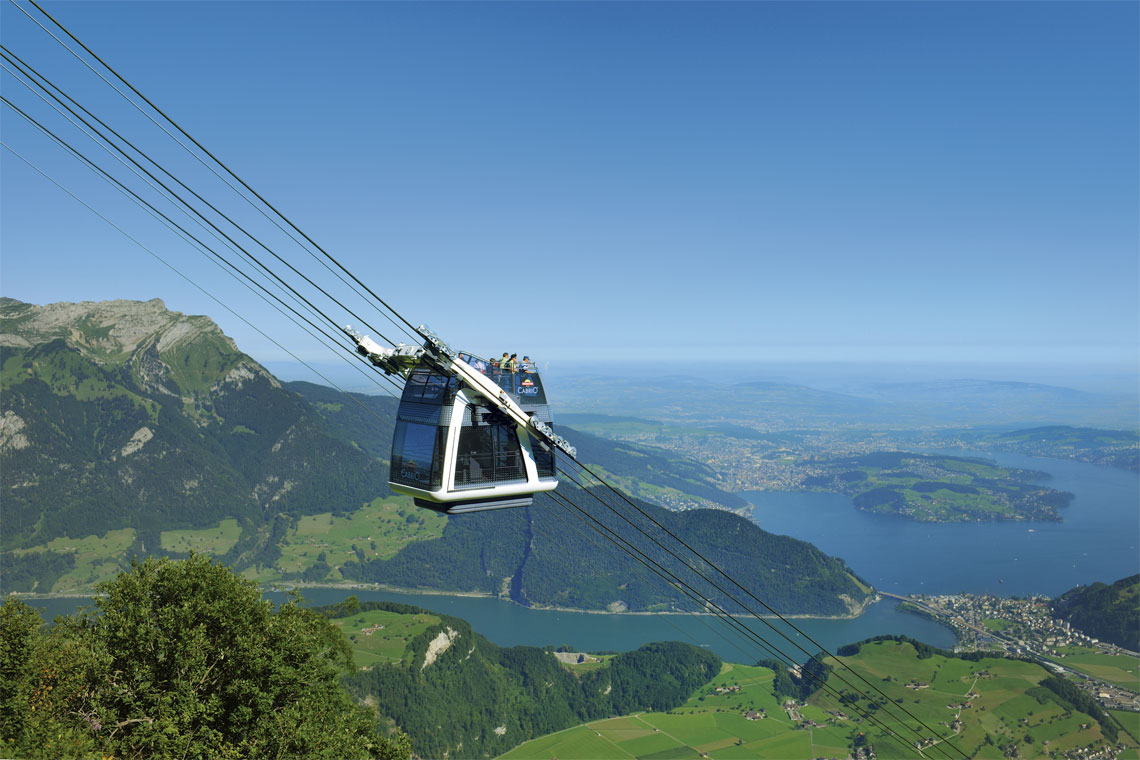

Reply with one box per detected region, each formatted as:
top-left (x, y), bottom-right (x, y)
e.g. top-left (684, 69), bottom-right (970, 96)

top-left (0, 555), bottom-right (410, 760)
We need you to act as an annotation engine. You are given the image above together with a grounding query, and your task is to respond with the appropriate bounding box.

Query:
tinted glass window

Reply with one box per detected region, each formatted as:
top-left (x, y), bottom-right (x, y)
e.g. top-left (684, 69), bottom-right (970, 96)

top-left (401, 369), bottom-right (457, 405)
top-left (391, 420), bottom-right (444, 490)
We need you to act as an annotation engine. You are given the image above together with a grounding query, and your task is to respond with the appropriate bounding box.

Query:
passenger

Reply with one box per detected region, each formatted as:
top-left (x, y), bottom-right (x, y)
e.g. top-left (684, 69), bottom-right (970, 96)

top-left (521, 355), bottom-right (534, 372)
top-left (506, 353), bottom-right (518, 372)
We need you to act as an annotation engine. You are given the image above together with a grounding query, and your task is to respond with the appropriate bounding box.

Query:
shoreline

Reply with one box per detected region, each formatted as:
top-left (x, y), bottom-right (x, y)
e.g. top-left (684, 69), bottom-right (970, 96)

top-left (264, 581), bottom-right (882, 620)
top-left (9, 583), bottom-right (881, 621)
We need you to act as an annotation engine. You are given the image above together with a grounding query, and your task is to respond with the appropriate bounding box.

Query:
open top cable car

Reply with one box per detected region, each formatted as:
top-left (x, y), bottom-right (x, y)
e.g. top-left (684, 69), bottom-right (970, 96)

top-left (345, 328), bottom-right (574, 514)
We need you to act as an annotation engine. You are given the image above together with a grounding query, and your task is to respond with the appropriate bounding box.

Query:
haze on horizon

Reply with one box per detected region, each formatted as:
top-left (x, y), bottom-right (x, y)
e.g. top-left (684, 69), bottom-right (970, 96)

top-left (2, 2), bottom-right (1137, 375)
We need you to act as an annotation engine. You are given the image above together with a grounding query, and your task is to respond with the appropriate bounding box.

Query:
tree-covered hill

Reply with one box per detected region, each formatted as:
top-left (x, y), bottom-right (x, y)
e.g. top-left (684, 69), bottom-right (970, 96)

top-left (965, 425), bottom-right (1140, 471)
top-left (329, 600), bottom-right (721, 758)
top-left (560, 426), bottom-right (746, 510)
top-left (1051, 575), bottom-right (1140, 651)
top-left (286, 380), bottom-right (398, 461)
top-left (341, 478), bottom-right (872, 616)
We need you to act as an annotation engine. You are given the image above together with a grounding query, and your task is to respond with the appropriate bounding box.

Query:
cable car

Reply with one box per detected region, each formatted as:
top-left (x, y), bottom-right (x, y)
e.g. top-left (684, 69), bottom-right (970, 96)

top-left (387, 354), bottom-right (559, 514)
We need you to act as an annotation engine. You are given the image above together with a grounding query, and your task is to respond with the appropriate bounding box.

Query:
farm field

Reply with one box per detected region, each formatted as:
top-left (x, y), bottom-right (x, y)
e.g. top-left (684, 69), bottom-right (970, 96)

top-left (499, 641), bottom-right (1136, 760)
top-left (1050, 645), bottom-right (1140, 691)
top-left (160, 518), bottom-right (241, 555)
top-left (500, 663), bottom-right (843, 760)
top-left (1112, 710), bottom-right (1140, 747)
top-left (252, 495), bottom-right (446, 583)
top-left (11, 528), bottom-right (136, 593)
top-left (331, 607), bottom-right (441, 667)
top-left (817, 640), bottom-right (1133, 759)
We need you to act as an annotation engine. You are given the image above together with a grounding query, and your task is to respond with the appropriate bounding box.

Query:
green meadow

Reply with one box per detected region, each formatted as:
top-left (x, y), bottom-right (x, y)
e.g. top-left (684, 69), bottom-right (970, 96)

top-left (266, 495), bottom-right (446, 582)
top-left (818, 641), bottom-right (1126, 758)
top-left (499, 641), bottom-right (1136, 760)
top-left (1051, 645), bottom-right (1140, 690)
top-left (331, 607), bottom-right (442, 668)
top-left (9, 497), bottom-right (448, 593)
top-left (500, 663), bottom-right (841, 760)
top-left (12, 528), bottom-right (136, 593)
top-left (981, 617), bottom-right (1014, 632)
top-left (160, 518), bottom-right (241, 555)
top-left (1112, 709), bottom-right (1140, 747)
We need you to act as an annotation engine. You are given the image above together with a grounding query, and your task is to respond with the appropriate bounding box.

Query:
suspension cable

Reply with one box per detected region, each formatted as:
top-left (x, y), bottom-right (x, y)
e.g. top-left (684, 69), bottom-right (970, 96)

top-left (3, 143), bottom-right (404, 429)
top-left (0, 46), bottom-right (404, 352)
top-left (0, 95), bottom-right (406, 401)
top-left (563, 459), bottom-right (969, 759)
top-left (544, 488), bottom-right (935, 757)
top-left (13, 0), bottom-right (423, 342)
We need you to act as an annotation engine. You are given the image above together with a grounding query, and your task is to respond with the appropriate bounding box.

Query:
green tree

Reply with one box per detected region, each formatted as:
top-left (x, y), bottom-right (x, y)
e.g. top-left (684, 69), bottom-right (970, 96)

top-left (0, 598), bottom-right (42, 743)
top-left (1, 555), bottom-right (410, 759)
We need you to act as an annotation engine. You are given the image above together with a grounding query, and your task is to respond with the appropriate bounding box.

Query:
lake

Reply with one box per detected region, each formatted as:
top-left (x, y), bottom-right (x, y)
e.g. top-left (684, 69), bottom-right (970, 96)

top-left (25, 589), bottom-right (954, 666)
top-left (744, 451), bottom-right (1140, 598)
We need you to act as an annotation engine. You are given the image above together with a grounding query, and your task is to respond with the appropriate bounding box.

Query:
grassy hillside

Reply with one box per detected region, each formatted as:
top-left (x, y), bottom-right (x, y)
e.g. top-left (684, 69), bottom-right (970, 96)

top-left (502, 639), bottom-right (1136, 760)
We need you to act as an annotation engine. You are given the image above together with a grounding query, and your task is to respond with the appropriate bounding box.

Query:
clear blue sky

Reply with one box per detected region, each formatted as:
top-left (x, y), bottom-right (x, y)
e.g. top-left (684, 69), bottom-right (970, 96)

top-left (2, 1), bottom-right (1137, 375)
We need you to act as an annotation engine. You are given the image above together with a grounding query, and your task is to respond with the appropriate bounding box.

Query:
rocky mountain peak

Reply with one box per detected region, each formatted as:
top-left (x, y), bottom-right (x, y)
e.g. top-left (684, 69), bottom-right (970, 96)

top-left (0, 297), bottom-right (238, 362)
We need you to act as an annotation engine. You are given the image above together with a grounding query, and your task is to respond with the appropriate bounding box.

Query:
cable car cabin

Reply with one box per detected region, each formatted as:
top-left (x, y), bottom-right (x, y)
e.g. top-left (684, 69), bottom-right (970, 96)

top-left (388, 359), bottom-right (558, 514)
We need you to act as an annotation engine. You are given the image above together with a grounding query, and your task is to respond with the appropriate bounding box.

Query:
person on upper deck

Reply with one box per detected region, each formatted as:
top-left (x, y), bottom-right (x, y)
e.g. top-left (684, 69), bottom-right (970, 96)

top-left (505, 354), bottom-right (518, 372)
top-left (521, 355), bottom-right (534, 371)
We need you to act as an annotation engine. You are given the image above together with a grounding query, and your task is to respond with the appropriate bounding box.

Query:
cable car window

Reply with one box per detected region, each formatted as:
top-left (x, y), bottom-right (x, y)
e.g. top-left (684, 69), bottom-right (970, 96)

top-left (402, 370), bottom-right (457, 405)
top-left (454, 406), bottom-right (525, 488)
top-left (391, 420), bottom-right (444, 490)
top-left (458, 353), bottom-right (490, 374)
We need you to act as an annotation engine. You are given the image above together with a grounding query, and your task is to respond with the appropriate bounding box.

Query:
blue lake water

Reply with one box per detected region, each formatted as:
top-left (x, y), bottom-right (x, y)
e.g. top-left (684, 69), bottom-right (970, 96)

top-left (27, 589), bottom-right (953, 666)
top-left (23, 452), bottom-right (1133, 664)
top-left (270, 589), bottom-right (956, 664)
top-left (744, 450), bottom-right (1140, 598)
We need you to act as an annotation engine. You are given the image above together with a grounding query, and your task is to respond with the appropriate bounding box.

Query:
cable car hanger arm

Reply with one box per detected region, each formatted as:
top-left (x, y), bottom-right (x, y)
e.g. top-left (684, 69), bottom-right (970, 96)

top-left (343, 325), bottom-right (577, 459)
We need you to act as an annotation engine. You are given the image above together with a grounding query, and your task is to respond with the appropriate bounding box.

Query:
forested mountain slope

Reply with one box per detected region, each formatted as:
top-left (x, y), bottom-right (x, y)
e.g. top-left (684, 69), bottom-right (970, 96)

top-left (1051, 574), bottom-right (1140, 651)
top-left (342, 478), bottom-right (871, 616)
top-left (0, 298), bottom-right (385, 560)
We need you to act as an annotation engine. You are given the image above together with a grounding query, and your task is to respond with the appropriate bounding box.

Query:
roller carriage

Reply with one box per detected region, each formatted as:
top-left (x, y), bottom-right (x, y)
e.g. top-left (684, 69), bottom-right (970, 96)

top-left (344, 326), bottom-right (575, 514)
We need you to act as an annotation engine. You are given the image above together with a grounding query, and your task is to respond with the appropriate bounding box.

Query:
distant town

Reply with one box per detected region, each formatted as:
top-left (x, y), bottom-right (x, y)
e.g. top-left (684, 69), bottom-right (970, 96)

top-left (581, 424), bottom-right (1076, 521)
top-left (891, 591), bottom-right (1140, 715)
